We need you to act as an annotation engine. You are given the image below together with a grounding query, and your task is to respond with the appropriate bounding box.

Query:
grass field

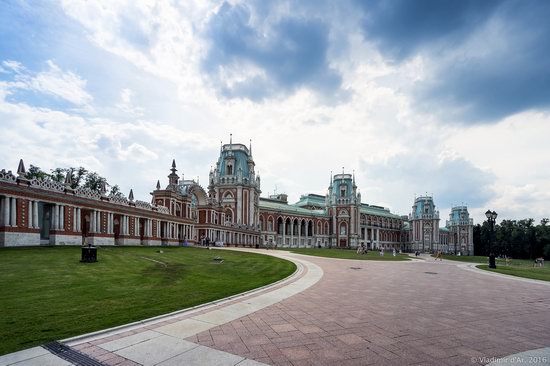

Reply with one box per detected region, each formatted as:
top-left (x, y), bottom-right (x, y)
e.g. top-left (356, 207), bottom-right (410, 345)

top-left (277, 248), bottom-right (410, 261)
top-left (0, 246), bottom-right (296, 355)
top-left (438, 254), bottom-right (550, 282)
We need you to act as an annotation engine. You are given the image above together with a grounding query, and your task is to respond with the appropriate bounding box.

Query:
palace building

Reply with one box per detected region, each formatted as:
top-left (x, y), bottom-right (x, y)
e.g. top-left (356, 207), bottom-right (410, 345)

top-left (0, 138), bottom-right (474, 254)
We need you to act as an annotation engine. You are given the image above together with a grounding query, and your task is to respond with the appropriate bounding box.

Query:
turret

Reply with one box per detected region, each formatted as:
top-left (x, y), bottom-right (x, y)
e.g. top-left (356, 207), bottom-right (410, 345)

top-left (168, 159), bottom-right (180, 188)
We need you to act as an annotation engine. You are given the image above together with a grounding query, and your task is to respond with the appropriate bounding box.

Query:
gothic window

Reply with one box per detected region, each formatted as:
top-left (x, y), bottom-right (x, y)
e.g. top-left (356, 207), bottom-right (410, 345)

top-left (225, 208), bottom-right (233, 223)
top-left (340, 222), bottom-right (347, 235)
top-left (340, 185), bottom-right (346, 197)
top-left (227, 164), bottom-right (233, 175)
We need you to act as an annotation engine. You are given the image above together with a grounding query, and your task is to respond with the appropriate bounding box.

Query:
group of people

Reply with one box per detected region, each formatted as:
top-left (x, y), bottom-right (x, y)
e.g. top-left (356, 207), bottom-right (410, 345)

top-left (356, 243), bottom-right (368, 255)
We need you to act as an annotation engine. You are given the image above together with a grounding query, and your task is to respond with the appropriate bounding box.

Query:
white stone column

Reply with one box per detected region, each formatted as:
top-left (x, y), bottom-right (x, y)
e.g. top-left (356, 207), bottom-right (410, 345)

top-left (33, 201), bottom-right (39, 229)
top-left (28, 200), bottom-right (33, 228)
top-left (59, 205), bottom-right (64, 230)
top-left (10, 197), bottom-right (17, 227)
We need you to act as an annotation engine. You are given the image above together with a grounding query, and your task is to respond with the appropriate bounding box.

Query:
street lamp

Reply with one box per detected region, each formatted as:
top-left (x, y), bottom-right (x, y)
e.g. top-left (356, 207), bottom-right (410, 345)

top-left (485, 210), bottom-right (498, 269)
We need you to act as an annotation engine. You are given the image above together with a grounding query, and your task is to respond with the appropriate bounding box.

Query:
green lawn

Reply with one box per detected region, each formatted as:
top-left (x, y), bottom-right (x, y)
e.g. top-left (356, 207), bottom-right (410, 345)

top-left (277, 248), bottom-right (410, 261)
top-left (438, 254), bottom-right (550, 282)
top-left (477, 263), bottom-right (550, 282)
top-left (0, 246), bottom-right (296, 355)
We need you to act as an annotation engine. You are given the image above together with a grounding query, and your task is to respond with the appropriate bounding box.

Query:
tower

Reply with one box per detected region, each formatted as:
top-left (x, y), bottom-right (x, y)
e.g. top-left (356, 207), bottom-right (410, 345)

top-left (326, 169), bottom-right (360, 248)
top-left (446, 206), bottom-right (474, 255)
top-left (410, 196), bottom-right (440, 252)
top-left (208, 136), bottom-right (261, 229)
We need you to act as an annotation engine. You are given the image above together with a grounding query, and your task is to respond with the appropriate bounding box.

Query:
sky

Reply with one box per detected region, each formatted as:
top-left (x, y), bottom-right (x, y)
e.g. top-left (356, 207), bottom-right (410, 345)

top-left (1, 0), bottom-right (549, 225)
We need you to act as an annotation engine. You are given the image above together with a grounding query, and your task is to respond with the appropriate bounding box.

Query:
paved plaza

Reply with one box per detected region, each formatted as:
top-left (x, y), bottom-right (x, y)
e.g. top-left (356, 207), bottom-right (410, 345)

top-left (1, 250), bottom-right (549, 366)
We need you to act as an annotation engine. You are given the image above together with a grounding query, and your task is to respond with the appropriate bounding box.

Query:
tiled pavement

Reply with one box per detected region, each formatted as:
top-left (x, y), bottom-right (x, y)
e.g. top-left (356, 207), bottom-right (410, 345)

top-left (2, 251), bottom-right (549, 366)
top-left (185, 253), bottom-right (550, 366)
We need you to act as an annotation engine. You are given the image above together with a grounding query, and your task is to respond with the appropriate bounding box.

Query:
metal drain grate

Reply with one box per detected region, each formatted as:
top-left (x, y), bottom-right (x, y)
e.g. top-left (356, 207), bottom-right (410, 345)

top-left (43, 341), bottom-right (104, 366)
top-left (349, 267), bottom-right (362, 270)
top-left (424, 271), bottom-right (438, 275)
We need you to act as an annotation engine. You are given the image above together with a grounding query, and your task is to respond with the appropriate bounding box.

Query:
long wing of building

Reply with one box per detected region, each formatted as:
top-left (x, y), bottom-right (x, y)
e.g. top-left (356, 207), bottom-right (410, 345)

top-left (0, 139), bottom-right (474, 254)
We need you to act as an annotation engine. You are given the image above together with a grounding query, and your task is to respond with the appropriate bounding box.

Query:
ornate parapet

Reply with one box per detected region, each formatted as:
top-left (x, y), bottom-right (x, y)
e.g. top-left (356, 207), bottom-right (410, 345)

top-left (74, 186), bottom-right (101, 200)
top-left (30, 177), bottom-right (65, 193)
top-left (109, 194), bottom-right (129, 206)
top-left (135, 200), bottom-right (152, 210)
top-left (155, 205), bottom-right (170, 214)
top-left (0, 170), bottom-right (17, 184)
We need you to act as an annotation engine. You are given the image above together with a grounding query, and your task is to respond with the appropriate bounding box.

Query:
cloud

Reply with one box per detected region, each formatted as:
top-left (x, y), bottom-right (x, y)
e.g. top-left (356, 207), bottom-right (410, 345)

top-left (356, 0), bottom-right (550, 123)
top-left (358, 0), bottom-right (500, 61)
top-left (202, 1), bottom-right (344, 101)
top-left (360, 153), bottom-right (496, 213)
top-left (1, 59), bottom-right (93, 109)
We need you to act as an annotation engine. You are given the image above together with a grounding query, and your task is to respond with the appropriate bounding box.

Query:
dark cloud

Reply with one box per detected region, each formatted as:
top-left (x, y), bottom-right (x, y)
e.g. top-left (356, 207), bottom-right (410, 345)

top-left (202, 1), bottom-right (343, 101)
top-left (357, 0), bottom-right (550, 123)
top-left (357, 0), bottom-right (501, 61)
top-left (361, 153), bottom-right (496, 210)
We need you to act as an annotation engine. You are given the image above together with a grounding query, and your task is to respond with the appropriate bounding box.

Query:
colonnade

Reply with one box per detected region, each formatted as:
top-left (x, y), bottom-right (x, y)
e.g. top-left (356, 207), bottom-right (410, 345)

top-left (50, 204), bottom-right (65, 230)
top-left (27, 200), bottom-right (39, 228)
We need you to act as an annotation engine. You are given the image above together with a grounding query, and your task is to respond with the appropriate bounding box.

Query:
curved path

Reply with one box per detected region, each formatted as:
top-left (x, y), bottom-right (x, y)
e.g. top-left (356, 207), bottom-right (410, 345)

top-left (185, 251), bottom-right (550, 366)
top-left (1, 250), bottom-right (549, 366)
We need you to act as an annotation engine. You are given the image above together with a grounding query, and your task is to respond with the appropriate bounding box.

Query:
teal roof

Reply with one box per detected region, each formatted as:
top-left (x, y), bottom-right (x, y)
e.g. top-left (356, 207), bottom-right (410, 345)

top-left (294, 194), bottom-right (325, 208)
top-left (439, 227), bottom-right (450, 233)
top-left (359, 204), bottom-right (402, 219)
top-left (259, 198), bottom-right (327, 217)
top-left (217, 144), bottom-right (251, 178)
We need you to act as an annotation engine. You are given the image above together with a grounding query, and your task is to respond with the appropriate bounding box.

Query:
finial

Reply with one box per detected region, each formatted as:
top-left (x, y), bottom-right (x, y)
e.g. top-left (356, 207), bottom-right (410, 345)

top-left (100, 181), bottom-right (107, 194)
top-left (171, 159), bottom-right (176, 169)
top-left (64, 169), bottom-right (73, 185)
top-left (129, 189), bottom-right (134, 201)
top-left (230, 133), bottom-right (232, 145)
top-left (156, 180), bottom-right (161, 190)
top-left (342, 166), bottom-right (344, 174)
top-left (249, 139), bottom-right (252, 155)
top-left (17, 159), bottom-right (26, 177)
top-left (220, 140), bottom-right (223, 152)
top-left (353, 169), bottom-right (355, 184)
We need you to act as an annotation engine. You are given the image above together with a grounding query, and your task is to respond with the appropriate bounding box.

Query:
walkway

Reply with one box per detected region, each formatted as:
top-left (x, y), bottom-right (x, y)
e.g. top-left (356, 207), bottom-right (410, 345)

top-left (1, 250), bottom-right (549, 365)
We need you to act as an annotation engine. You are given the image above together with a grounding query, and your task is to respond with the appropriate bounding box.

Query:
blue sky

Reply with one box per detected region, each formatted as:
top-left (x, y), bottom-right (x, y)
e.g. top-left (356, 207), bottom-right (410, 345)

top-left (1, 0), bottom-right (549, 224)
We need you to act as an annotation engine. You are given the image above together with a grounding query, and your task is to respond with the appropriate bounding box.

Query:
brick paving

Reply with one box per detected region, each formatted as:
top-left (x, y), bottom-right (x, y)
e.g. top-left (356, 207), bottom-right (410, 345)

top-left (187, 257), bottom-right (550, 365)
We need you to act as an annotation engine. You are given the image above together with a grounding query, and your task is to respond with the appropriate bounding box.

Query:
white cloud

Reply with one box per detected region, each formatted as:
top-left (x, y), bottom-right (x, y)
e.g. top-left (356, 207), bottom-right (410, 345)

top-left (1, 59), bottom-right (93, 108)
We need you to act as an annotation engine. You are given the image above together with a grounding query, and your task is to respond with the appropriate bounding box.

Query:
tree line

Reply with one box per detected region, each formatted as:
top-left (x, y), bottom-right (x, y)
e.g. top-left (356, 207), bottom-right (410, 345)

top-left (25, 165), bottom-right (122, 197)
top-left (473, 218), bottom-right (550, 259)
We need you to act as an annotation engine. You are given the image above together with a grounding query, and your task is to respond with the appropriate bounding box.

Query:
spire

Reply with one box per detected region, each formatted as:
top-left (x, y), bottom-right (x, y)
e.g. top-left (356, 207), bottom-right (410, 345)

top-left (230, 133), bottom-right (232, 146)
top-left (129, 189), bottom-right (134, 202)
top-left (220, 140), bottom-right (223, 152)
top-left (17, 159), bottom-right (26, 177)
top-left (156, 180), bottom-right (161, 190)
top-left (168, 159), bottom-right (179, 186)
top-left (342, 166), bottom-right (344, 174)
top-left (249, 139), bottom-right (252, 155)
top-left (353, 169), bottom-right (355, 185)
top-left (329, 171), bottom-right (333, 186)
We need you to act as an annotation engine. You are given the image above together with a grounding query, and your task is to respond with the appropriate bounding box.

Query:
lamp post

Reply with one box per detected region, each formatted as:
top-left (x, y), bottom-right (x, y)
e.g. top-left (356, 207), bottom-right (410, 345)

top-left (485, 209), bottom-right (498, 269)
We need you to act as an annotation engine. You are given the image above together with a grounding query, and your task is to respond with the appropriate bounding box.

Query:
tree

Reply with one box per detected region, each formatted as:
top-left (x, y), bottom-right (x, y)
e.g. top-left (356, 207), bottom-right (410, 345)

top-left (109, 184), bottom-right (124, 197)
top-left (83, 172), bottom-right (107, 193)
top-left (24, 165), bottom-right (50, 180)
